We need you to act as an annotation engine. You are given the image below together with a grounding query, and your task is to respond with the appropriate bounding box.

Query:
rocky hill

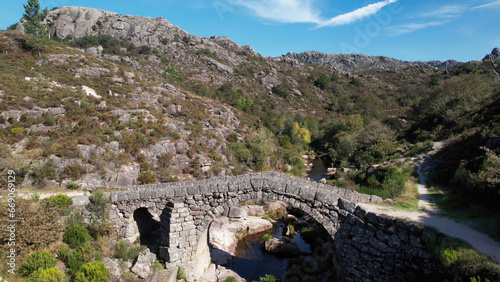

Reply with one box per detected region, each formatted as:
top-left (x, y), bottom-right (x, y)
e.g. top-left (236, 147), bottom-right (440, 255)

top-left (3, 5), bottom-right (499, 192)
top-left (0, 29), bottom-right (251, 191)
top-left (278, 51), bottom-right (460, 72)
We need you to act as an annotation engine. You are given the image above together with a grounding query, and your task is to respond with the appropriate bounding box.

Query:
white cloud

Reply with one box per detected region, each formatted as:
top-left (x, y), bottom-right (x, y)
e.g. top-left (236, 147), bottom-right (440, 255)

top-left (386, 21), bottom-right (445, 36)
top-left (318, 0), bottom-right (398, 27)
top-left (472, 0), bottom-right (500, 9)
top-left (229, 0), bottom-right (399, 27)
top-left (231, 0), bottom-right (322, 24)
top-left (419, 5), bottom-right (466, 18)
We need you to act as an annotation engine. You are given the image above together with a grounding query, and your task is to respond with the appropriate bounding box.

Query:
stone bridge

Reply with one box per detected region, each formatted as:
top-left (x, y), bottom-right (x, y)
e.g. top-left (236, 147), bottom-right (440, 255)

top-left (98, 172), bottom-right (437, 281)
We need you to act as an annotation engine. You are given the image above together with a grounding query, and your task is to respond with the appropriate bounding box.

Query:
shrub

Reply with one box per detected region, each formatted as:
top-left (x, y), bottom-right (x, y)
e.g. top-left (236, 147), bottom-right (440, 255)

top-left (113, 240), bottom-right (141, 261)
top-left (63, 225), bottom-right (91, 248)
top-left (19, 250), bottom-right (57, 276)
top-left (58, 246), bottom-right (71, 262)
top-left (91, 190), bottom-right (111, 220)
top-left (28, 267), bottom-right (64, 282)
top-left (74, 261), bottom-right (109, 282)
top-left (163, 66), bottom-right (182, 84)
top-left (31, 161), bottom-right (57, 186)
top-left (441, 248), bottom-right (458, 266)
top-left (262, 233), bottom-right (272, 241)
top-left (138, 45), bottom-right (151, 54)
top-left (138, 171), bottom-right (157, 184)
top-left (314, 74), bottom-right (331, 90)
top-left (67, 181), bottom-right (81, 190)
top-left (230, 143), bottom-right (252, 163)
top-left (61, 163), bottom-right (87, 179)
top-left (65, 246), bottom-right (93, 275)
top-left (177, 268), bottom-right (186, 280)
top-left (350, 77), bottom-right (363, 86)
top-left (272, 84), bottom-right (290, 100)
top-left (41, 194), bottom-right (73, 210)
top-left (157, 152), bottom-right (173, 168)
top-left (227, 132), bottom-right (239, 143)
top-left (290, 157), bottom-right (306, 176)
top-left (260, 274), bottom-right (279, 282)
top-left (43, 114), bottom-right (55, 126)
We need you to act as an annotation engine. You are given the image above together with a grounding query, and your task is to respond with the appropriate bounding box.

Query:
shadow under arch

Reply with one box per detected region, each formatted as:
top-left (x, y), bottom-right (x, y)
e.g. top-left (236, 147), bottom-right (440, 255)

top-left (133, 207), bottom-right (161, 252)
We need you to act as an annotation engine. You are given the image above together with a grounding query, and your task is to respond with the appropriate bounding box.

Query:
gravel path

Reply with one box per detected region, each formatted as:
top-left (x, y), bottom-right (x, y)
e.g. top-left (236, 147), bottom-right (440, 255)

top-left (359, 143), bottom-right (500, 264)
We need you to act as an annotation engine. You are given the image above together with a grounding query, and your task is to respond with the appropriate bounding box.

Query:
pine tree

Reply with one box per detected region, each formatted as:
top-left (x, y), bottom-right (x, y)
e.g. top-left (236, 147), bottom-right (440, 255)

top-left (23, 0), bottom-right (49, 57)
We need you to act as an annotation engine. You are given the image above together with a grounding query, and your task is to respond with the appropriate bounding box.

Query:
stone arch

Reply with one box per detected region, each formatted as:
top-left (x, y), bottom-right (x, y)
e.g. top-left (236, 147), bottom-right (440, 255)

top-left (133, 208), bottom-right (161, 249)
top-left (186, 190), bottom-right (342, 281)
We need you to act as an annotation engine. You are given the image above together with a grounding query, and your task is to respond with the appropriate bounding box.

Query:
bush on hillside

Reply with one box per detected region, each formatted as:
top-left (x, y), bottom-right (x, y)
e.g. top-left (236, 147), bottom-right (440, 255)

top-left (74, 261), bottom-right (109, 282)
top-left (19, 250), bottom-right (57, 276)
top-left (41, 194), bottom-right (73, 210)
top-left (28, 267), bottom-right (64, 282)
top-left (63, 225), bottom-right (91, 248)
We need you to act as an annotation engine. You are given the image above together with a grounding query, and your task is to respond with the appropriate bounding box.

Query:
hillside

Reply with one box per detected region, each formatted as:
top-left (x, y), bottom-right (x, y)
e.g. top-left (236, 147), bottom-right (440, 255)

top-left (1, 4), bottom-right (500, 282)
top-left (1, 5), bottom-right (499, 195)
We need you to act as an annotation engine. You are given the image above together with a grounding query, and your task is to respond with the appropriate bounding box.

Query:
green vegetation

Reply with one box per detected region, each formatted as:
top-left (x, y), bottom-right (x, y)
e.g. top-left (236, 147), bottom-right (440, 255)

top-left (428, 229), bottom-right (500, 281)
top-left (41, 194), bottom-right (73, 211)
top-left (138, 170), bottom-right (157, 184)
top-left (63, 225), bottom-right (91, 248)
top-left (22, 0), bottom-right (49, 57)
top-left (28, 267), bottom-right (64, 282)
top-left (74, 261), bottom-right (109, 282)
top-left (259, 274), bottom-right (279, 282)
top-left (262, 233), bottom-right (272, 241)
top-left (114, 240), bottom-right (141, 261)
top-left (163, 66), bottom-right (182, 84)
top-left (19, 250), bottom-right (57, 276)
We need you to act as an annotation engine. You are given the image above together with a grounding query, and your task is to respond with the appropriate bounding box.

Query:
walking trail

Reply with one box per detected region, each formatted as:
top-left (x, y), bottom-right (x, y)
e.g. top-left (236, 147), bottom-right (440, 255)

top-left (358, 143), bottom-right (500, 264)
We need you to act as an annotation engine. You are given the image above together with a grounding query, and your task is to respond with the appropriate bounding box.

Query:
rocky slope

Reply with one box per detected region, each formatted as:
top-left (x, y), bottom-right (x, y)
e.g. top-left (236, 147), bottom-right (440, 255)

top-left (278, 51), bottom-right (460, 72)
top-left (0, 29), bottom-right (249, 191)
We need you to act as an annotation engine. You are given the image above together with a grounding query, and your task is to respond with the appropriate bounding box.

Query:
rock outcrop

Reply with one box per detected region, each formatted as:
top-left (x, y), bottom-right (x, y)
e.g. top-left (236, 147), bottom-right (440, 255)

top-left (483, 47), bottom-right (500, 61)
top-left (278, 51), bottom-right (460, 72)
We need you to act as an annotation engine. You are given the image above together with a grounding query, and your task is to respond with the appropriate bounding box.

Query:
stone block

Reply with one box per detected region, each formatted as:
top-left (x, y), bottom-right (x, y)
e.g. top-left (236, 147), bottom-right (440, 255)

top-left (338, 198), bottom-right (356, 213)
top-left (298, 183), bottom-right (317, 201)
top-left (115, 192), bottom-right (128, 202)
top-left (174, 185), bottom-right (187, 197)
top-left (127, 191), bottom-right (140, 201)
top-left (187, 183), bottom-right (200, 195)
top-left (139, 189), bottom-right (152, 200)
top-left (167, 202), bottom-right (185, 208)
top-left (285, 179), bottom-right (300, 195)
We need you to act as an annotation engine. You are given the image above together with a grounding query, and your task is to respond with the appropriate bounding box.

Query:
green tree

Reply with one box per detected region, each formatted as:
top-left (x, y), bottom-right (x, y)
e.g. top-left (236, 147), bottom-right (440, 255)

top-left (23, 0), bottom-right (49, 57)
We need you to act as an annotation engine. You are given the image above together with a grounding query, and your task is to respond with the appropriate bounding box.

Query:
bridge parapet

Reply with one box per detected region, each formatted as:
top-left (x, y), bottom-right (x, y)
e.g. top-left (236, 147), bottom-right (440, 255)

top-left (109, 171), bottom-right (383, 205)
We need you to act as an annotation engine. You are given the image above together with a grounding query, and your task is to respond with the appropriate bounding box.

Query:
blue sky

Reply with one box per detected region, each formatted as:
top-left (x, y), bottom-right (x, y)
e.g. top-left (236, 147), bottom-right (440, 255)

top-left (1, 0), bottom-right (500, 62)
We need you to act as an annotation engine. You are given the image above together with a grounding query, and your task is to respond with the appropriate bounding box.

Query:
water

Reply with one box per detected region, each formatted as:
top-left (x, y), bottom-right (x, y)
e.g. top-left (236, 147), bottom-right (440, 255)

top-left (306, 158), bottom-right (331, 182)
top-left (231, 222), bottom-right (313, 281)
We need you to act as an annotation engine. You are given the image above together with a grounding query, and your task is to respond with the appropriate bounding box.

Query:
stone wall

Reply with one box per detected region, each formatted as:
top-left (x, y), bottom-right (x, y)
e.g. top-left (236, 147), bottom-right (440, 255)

top-left (78, 171), bottom-right (439, 281)
top-left (334, 199), bottom-right (438, 281)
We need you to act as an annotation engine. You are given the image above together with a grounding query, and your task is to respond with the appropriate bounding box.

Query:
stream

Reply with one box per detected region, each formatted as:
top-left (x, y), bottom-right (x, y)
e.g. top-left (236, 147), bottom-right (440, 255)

top-left (227, 159), bottom-right (335, 281)
top-left (230, 221), bottom-right (313, 281)
top-left (305, 158), bottom-right (331, 182)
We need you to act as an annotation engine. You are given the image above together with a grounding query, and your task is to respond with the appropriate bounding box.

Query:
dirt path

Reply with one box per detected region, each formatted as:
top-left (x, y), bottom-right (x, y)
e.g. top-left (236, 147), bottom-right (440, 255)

top-left (359, 143), bottom-right (500, 264)
top-left (18, 190), bottom-right (85, 199)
